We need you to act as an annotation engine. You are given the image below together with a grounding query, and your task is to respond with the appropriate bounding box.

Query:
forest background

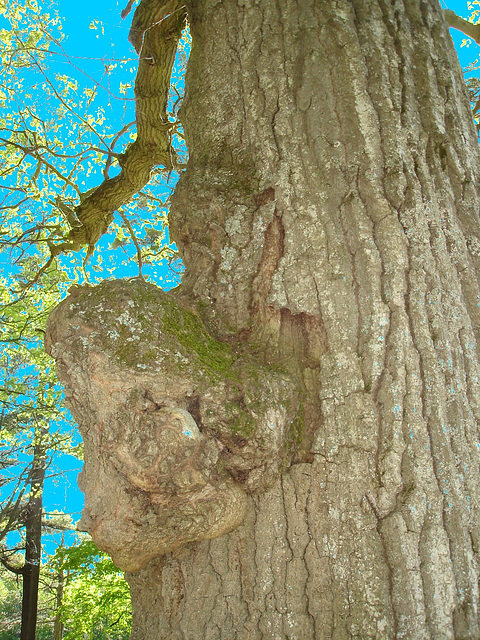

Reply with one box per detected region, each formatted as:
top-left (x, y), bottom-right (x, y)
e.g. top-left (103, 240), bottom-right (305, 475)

top-left (0, 0), bottom-right (477, 638)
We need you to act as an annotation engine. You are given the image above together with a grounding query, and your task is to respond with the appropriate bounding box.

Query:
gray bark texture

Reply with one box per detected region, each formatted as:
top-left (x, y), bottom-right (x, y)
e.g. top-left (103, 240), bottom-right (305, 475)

top-left (45, 0), bottom-right (480, 638)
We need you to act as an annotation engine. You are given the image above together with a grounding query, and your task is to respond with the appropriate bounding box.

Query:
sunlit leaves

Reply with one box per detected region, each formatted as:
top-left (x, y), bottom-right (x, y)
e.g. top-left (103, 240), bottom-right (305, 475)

top-left (0, 564), bottom-right (56, 638)
top-left (88, 19), bottom-right (105, 37)
top-left (467, 0), bottom-right (480, 23)
top-left (50, 538), bottom-right (132, 639)
top-left (0, 536), bottom-right (130, 638)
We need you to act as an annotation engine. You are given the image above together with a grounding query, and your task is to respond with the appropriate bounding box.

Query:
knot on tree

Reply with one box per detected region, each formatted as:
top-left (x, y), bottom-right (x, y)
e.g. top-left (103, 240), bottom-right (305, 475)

top-left (45, 279), bottom-right (297, 571)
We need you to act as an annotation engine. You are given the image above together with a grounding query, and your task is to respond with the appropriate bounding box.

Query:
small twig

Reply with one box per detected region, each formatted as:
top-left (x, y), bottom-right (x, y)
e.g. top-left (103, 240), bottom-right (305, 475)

top-left (119, 209), bottom-right (144, 279)
top-left (138, 189), bottom-right (166, 204)
top-left (121, 0), bottom-right (137, 19)
top-left (21, 46), bottom-right (113, 154)
top-left (37, 28), bottom-right (136, 103)
top-left (23, 253), bottom-right (56, 289)
top-left (0, 197), bottom-right (29, 211)
top-left (0, 138), bottom-right (81, 195)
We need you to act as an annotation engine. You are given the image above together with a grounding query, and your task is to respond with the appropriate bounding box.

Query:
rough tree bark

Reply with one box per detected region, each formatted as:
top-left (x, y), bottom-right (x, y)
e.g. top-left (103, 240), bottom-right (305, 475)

top-left (46, 0), bottom-right (480, 638)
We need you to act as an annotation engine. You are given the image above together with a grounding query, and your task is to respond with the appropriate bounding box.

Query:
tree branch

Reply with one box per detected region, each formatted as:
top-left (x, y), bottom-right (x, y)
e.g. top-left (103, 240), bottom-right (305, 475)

top-left (0, 554), bottom-right (24, 575)
top-left (444, 9), bottom-right (480, 46)
top-left (121, 0), bottom-right (137, 19)
top-left (118, 210), bottom-right (144, 279)
top-left (41, 520), bottom-right (75, 532)
top-left (32, 1), bottom-right (187, 279)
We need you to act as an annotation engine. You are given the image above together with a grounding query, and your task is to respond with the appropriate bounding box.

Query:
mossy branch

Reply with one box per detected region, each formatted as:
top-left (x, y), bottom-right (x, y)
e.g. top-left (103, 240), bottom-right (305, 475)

top-left (38, 0), bottom-right (187, 271)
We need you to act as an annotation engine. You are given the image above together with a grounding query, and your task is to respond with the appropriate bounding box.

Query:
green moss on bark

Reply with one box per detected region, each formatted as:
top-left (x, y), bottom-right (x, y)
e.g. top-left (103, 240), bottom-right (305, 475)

top-left (160, 298), bottom-right (236, 380)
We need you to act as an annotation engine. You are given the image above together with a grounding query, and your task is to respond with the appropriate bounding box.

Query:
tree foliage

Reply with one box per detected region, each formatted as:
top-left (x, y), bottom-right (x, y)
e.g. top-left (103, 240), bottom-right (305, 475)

top-left (0, 566), bottom-right (53, 640)
top-left (0, 0), bottom-right (188, 289)
top-left (49, 539), bottom-right (132, 640)
top-left (0, 537), bottom-right (131, 640)
top-left (0, 261), bottom-right (76, 569)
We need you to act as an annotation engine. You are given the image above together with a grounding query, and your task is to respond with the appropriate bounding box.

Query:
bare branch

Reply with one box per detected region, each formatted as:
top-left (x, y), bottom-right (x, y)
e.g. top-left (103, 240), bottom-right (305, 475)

top-left (122, 0), bottom-right (138, 19)
top-left (119, 209), bottom-right (144, 279)
top-left (0, 554), bottom-right (24, 575)
top-left (41, 520), bottom-right (75, 532)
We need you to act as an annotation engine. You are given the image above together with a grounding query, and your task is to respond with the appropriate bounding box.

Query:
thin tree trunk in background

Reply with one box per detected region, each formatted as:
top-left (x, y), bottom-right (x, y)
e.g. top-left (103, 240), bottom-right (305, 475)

top-left (20, 444), bottom-right (45, 640)
top-left (53, 568), bottom-right (64, 640)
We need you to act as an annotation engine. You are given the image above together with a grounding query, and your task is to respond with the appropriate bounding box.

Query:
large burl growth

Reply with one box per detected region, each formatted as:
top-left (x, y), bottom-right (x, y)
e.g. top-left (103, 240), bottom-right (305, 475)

top-left (45, 279), bottom-right (297, 572)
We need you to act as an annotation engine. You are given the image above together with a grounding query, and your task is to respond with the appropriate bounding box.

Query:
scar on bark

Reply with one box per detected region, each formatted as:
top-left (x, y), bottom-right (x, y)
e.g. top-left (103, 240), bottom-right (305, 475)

top-left (45, 279), bottom-right (298, 571)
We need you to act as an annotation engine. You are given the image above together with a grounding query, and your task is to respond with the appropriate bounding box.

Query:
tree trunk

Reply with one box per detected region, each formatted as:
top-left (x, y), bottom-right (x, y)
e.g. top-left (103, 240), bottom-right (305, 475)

top-left (53, 568), bottom-right (64, 640)
top-left (46, 0), bottom-right (480, 638)
top-left (20, 444), bottom-right (45, 640)
top-left (131, 0), bottom-right (480, 637)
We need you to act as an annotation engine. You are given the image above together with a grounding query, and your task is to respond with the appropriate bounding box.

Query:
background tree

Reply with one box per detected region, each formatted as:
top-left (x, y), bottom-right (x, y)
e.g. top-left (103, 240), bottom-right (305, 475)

top-left (0, 237), bottom-right (88, 638)
top-left (445, 2), bottom-right (480, 125)
top-left (0, 565), bottom-right (53, 640)
top-left (0, 535), bottom-right (131, 640)
top-left (50, 538), bottom-right (132, 640)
